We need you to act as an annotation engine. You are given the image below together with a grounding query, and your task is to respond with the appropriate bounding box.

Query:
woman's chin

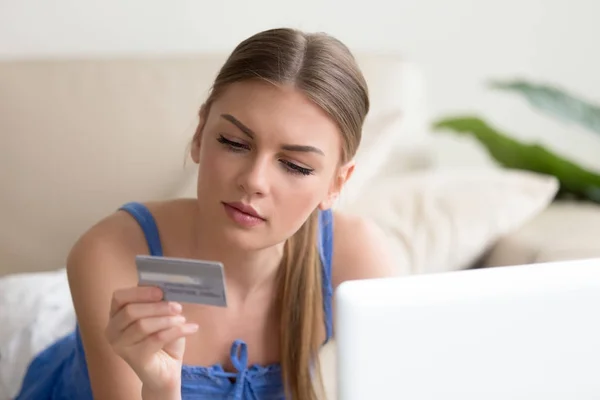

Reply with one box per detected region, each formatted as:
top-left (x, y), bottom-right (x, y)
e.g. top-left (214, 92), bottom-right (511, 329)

top-left (219, 228), bottom-right (272, 252)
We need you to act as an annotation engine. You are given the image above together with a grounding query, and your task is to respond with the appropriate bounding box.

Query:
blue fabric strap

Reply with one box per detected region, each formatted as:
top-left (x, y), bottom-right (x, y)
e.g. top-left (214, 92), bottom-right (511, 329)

top-left (119, 202), bottom-right (164, 257)
top-left (318, 209), bottom-right (335, 342)
top-left (230, 340), bottom-right (249, 372)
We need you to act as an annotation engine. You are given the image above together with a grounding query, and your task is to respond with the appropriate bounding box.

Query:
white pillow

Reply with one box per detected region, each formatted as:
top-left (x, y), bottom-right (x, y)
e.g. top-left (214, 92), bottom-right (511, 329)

top-left (341, 168), bottom-right (559, 276)
top-left (0, 268), bottom-right (74, 399)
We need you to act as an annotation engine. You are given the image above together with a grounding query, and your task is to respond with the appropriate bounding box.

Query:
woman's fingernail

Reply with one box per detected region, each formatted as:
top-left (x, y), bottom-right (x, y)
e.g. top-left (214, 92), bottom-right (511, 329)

top-left (186, 324), bottom-right (199, 333)
top-left (169, 302), bottom-right (183, 313)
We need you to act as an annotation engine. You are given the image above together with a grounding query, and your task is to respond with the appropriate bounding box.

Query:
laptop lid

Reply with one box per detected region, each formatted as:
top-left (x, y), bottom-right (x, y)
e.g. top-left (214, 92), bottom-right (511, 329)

top-left (335, 258), bottom-right (600, 400)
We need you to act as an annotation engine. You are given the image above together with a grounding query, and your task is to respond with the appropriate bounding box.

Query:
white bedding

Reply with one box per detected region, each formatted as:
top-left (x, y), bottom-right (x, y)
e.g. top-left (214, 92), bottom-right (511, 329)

top-left (0, 268), bottom-right (75, 400)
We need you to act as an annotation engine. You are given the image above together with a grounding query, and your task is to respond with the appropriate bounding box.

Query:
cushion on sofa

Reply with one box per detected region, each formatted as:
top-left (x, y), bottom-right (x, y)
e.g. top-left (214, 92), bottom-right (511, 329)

top-left (482, 200), bottom-right (600, 266)
top-left (341, 168), bottom-right (559, 275)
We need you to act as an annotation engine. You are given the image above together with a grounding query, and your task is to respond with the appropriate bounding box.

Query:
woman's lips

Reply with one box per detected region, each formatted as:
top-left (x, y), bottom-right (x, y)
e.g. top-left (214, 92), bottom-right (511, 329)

top-left (222, 202), bottom-right (265, 228)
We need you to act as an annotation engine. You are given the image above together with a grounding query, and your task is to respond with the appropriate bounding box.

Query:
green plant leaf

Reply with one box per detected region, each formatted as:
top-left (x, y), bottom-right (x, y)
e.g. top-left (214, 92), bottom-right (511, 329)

top-left (432, 116), bottom-right (600, 203)
top-left (489, 80), bottom-right (600, 135)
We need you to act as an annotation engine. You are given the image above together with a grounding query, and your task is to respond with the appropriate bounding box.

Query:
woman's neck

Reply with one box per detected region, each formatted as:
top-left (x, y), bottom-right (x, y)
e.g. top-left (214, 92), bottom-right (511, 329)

top-left (190, 207), bottom-right (284, 301)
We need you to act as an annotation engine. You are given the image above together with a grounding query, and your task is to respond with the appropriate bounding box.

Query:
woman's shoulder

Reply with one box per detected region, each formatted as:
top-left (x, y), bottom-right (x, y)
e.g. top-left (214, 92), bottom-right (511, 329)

top-left (330, 210), bottom-right (397, 288)
top-left (67, 199), bottom-right (195, 271)
top-left (66, 205), bottom-right (148, 282)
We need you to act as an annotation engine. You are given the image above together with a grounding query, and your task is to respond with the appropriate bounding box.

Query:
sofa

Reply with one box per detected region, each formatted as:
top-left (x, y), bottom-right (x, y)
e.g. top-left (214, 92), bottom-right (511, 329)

top-left (1, 53), bottom-right (600, 399)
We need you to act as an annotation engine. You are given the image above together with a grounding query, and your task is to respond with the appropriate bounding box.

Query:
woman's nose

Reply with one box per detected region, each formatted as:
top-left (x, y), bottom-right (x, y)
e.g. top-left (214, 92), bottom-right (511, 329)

top-left (237, 157), bottom-right (270, 196)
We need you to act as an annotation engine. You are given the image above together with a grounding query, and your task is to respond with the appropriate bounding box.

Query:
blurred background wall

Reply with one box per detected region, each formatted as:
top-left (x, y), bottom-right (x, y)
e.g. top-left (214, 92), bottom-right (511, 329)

top-left (2, 0), bottom-right (598, 169)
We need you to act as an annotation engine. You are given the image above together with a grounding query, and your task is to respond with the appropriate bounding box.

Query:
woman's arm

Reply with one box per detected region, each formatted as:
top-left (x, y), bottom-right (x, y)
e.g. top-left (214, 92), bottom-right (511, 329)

top-left (331, 211), bottom-right (397, 286)
top-left (329, 211), bottom-right (397, 335)
top-left (67, 213), bottom-right (180, 400)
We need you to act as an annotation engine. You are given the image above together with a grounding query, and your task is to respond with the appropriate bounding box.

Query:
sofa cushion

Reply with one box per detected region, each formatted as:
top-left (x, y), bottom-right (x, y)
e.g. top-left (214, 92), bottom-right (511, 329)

top-left (482, 200), bottom-right (600, 266)
top-left (341, 168), bottom-right (559, 275)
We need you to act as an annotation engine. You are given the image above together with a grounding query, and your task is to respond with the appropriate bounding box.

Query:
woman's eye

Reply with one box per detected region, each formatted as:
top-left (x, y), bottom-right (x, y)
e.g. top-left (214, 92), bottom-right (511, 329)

top-left (281, 160), bottom-right (314, 176)
top-left (217, 134), bottom-right (249, 152)
top-left (217, 134), bottom-right (313, 176)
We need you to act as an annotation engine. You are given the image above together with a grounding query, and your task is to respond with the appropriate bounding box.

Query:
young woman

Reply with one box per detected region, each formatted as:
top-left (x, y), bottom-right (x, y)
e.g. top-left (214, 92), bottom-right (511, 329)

top-left (16, 27), bottom-right (396, 400)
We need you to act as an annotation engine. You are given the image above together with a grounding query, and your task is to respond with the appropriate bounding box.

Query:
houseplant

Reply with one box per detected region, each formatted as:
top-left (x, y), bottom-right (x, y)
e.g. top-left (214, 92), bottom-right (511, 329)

top-left (432, 80), bottom-right (600, 203)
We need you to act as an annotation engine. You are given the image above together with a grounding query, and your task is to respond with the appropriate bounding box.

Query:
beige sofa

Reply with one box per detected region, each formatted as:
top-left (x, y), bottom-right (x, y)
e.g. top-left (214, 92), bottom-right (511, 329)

top-left (2, 54), bottom-right (600, 399)
top-left (0, 54), bottom-right (433, 276)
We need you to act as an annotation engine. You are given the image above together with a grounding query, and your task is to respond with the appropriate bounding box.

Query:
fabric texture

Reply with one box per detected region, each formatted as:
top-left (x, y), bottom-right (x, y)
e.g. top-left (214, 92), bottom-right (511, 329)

top-left (14, 202), bottom-right (335, 400)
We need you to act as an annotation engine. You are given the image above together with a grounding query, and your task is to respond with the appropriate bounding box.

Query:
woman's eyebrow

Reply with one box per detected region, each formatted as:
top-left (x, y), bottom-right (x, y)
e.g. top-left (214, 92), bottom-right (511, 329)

top-left (221, 113), bottom-right (254, 138)
top-left (281, 144), bottom-right (324, 155)
top-left (221, 113), bottom-right (324, 156)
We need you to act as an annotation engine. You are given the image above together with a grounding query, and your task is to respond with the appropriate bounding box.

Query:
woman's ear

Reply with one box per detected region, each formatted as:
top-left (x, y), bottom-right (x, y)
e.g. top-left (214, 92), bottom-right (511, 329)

top-left (190, 104), bottom-right (209, 164)
top-left (319, 161), bottom-right (355, 210)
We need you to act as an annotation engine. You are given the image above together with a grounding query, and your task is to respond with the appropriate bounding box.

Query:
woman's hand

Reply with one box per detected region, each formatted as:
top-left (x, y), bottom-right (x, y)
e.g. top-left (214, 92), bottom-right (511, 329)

top-left (105, 286), bottom-right (199, 393)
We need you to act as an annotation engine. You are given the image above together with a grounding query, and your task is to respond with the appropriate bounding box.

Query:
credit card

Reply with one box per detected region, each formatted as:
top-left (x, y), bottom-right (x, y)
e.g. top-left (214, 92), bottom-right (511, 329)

top-left (135, 255), bottom-right (228, 307)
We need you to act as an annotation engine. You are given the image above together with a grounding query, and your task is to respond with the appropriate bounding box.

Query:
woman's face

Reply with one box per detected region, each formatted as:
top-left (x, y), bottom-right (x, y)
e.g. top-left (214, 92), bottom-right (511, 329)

top-left (191, 80), bottom-right (353, 250)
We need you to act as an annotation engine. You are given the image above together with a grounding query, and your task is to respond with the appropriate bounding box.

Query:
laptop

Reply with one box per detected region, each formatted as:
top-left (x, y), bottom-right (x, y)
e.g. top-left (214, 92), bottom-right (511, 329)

top-left (335, 258), bottom-right (600, 400)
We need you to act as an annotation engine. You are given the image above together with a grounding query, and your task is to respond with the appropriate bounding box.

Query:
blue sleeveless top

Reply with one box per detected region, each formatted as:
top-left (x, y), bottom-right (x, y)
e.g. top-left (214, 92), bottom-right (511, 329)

top-left (15, 202), bottom-right (335, 400)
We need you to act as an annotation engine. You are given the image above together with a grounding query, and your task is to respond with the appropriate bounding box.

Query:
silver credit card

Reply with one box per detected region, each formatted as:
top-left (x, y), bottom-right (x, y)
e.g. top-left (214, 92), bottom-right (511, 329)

top-left (135, 255), bottom-right (228, 307)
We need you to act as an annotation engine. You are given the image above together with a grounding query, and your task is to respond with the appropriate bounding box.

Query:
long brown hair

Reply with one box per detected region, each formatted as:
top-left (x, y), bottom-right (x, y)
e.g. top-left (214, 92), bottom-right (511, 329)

top-left (202, 28), bottom-right (369, 399)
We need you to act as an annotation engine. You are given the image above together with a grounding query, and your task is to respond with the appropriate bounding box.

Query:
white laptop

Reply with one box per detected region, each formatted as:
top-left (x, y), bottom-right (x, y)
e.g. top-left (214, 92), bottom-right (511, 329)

top-left (335, 258), bottom-right (600, 400)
